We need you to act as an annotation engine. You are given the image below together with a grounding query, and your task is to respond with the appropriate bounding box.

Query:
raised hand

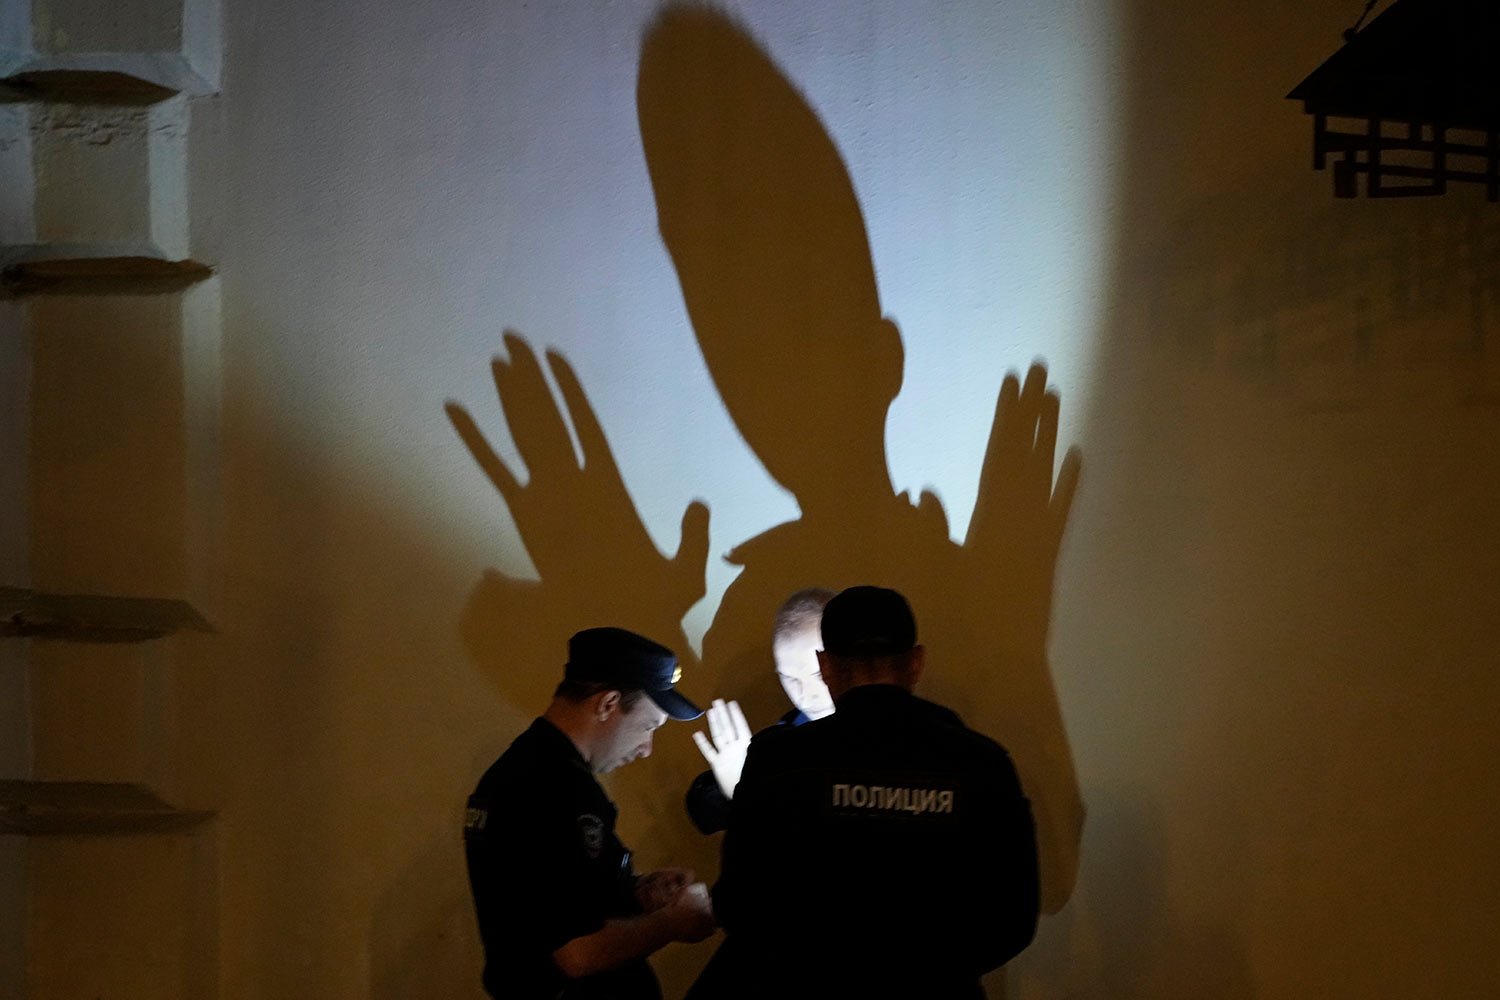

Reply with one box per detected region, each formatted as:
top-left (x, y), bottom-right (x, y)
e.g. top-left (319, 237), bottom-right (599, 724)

top-left (963, 361), bottom-right (1082, 661)
top-left (691, 698), bottom-right (752, 799)
top-left (445, 331), bottom-right (710, 640)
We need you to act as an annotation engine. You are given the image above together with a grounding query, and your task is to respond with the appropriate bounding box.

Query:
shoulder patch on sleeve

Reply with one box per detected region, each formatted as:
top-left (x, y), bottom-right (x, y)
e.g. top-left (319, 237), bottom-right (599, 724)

top-left (577, 814), bottom-right (605, 858)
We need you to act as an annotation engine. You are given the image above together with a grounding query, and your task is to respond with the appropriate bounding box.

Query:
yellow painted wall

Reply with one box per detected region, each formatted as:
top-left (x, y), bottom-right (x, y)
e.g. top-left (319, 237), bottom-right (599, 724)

top-left (15, 0), bottom-right (1499, 996)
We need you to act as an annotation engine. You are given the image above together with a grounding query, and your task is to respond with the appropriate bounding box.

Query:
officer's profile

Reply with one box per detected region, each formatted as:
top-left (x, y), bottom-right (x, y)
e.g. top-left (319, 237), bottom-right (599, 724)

top-left (691, 586), bottom-right (1040, 999)
top-left (464, 626), bottom-right (718, 999)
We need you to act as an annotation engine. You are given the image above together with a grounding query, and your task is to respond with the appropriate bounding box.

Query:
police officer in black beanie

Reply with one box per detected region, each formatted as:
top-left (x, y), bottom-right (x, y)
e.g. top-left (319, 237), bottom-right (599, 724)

top-left (691, 586), bottom-right (1039, 999)
top-left (464, 627), bottom-right (717, 999)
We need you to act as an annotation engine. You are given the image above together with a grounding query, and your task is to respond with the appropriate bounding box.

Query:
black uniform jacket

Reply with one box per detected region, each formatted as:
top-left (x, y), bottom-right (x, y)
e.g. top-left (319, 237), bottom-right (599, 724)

top-left (464, 718), bottom-right (659, 1000)
top-left (698, 685), bottom-right (1039, 1000)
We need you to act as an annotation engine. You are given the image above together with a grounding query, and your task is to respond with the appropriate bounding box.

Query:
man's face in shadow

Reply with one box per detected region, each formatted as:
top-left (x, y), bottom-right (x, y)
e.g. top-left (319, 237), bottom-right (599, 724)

top-left (775, 624), bottom-right (834, 720)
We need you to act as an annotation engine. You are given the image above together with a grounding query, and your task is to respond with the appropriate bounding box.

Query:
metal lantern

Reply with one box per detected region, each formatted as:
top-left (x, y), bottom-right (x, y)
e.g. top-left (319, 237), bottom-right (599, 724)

top-left (1288, 0), bottom-right (1500, 200)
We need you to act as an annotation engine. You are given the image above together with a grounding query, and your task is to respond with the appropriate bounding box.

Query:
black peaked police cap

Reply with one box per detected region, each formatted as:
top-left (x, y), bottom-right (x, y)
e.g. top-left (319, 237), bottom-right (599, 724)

top-left (820, 586), bottom-right (918, 658)
top-left (566, 627), bottom-right (703, 720)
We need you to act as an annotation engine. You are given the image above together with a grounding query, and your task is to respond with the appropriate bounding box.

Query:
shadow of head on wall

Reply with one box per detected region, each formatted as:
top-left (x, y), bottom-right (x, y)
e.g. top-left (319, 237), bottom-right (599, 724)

top-left (639, 4), bottom-right (899, 516)
top-left (446, 3), bottom-right (1086, 915)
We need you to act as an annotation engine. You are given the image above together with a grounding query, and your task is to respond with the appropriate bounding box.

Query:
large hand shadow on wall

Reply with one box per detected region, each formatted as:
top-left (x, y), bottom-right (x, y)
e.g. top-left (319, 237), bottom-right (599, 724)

top-left (445, 335), bottom-right (710, 711)
top-left (447, 5), bottom-right (1085, 919)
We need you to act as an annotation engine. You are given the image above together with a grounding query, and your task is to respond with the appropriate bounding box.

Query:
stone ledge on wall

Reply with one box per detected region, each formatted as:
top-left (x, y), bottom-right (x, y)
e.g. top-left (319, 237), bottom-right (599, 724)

top-left (2, 0), bottom-right (223, 97)
top-left (0, 248), bottom-right (213, 298)
top-left (0, 586), bottom-right (212, 642)
top-left (0, 779), bottom-right (213, 835)
top-left (0, 53), bottom-right (216, 100)
top-left (0, 99), bottom-right (196, 273)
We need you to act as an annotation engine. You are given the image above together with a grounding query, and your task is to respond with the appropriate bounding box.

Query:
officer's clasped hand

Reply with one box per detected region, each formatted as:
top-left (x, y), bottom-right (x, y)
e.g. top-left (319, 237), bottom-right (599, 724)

top-left (635, 867), bottom-right (694, 913)
top-left (663, 882), bottom-right (717, 943)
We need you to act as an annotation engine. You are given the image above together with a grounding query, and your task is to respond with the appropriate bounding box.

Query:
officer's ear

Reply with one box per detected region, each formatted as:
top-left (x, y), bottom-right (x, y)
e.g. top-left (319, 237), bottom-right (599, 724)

top-left (595, 689), bottom-right (622, 722)
top-left (900, 646), bottom-right (926, 689)
top-left (816, 650), bottom-right (845, 699)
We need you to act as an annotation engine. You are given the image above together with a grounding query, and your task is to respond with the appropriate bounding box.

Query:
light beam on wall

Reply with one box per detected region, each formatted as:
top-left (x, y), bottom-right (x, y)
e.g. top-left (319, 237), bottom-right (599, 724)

top-left (434, 1), bottom-right (1118, 652)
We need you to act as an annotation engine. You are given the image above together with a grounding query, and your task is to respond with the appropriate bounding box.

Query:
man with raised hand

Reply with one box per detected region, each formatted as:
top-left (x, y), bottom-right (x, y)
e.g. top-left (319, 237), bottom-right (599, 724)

top-left (685, 588), bottom-right (836, 834)
top-left (698, 587), bottom-right (1039, 999)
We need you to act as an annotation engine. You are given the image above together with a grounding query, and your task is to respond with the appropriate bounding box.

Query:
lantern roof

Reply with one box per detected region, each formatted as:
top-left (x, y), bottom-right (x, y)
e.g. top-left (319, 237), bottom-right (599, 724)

top-left (1288, 0), bottom-right (1500, 130)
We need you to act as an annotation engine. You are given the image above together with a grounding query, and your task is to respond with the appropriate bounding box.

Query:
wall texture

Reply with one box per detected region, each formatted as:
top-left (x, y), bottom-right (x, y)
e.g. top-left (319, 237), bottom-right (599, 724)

top-left (13, 0), bottom-right (1498, 996)
top-left (1, 300), bottom-right (30, 998)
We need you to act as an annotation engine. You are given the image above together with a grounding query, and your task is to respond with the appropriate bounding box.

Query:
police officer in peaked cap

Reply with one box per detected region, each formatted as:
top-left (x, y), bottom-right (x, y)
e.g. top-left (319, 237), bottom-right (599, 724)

top-left (690, 587), bottom-right (1040, 999)
top-left (464, 627), bottom-right (718, 999)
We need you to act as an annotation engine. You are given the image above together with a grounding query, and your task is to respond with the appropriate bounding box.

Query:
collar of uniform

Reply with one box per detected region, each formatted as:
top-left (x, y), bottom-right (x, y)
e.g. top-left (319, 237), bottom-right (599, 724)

top-left (527, 716), bottom-right (592, 773)
top-left (832, 683), bottom-right (913, 711)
